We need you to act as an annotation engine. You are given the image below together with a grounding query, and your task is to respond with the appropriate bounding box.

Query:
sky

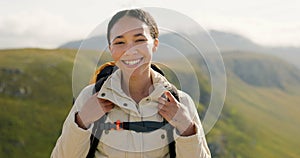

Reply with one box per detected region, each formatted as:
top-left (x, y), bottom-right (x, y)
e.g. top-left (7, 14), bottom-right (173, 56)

top-left (0, 0), bottom-right (299, 49)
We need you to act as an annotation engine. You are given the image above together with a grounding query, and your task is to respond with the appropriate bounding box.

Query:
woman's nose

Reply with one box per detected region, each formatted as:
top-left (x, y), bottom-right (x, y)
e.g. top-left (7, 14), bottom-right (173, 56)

top-left (124, 44), bottom-right (138, 55)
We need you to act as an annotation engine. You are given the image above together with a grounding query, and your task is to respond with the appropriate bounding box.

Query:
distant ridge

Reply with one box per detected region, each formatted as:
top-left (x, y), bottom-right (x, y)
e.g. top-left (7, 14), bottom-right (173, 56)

top-left (59, 30), bottom-right (300, 69)
top-left (222, 51), bottom-right (300, 90)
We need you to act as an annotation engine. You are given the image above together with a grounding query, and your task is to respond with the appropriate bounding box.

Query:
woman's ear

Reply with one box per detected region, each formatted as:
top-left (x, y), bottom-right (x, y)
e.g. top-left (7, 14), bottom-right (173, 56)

top-left (152, 38), bottom-right (159, 52)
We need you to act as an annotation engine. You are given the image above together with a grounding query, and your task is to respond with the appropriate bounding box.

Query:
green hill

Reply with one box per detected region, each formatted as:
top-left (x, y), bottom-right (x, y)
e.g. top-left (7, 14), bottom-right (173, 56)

top-left (0, 48), bottom-right (300, 157)
top-left (207, 51), bottom-right (300, 157)
top-left (0, 48), bottom-right (76, 157)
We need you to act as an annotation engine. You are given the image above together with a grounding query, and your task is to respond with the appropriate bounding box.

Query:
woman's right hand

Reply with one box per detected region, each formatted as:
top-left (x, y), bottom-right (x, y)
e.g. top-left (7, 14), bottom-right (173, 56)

top-left (76, 93), bottom-right (115, 129)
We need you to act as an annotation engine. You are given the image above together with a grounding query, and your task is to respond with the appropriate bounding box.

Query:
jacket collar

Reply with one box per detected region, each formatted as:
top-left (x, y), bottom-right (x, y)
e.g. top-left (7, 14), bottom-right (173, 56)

top-left (98, 68), bottom-right (173, 115)
top-left (103, 69), bottom-right (173, 97)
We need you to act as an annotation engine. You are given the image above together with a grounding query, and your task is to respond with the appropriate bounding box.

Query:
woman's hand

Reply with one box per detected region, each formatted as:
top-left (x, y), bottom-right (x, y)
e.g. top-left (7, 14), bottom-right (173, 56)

top-left (76, 93), bottom-right (115, 129)
top-left (158, 91), bottom-right (196, 136)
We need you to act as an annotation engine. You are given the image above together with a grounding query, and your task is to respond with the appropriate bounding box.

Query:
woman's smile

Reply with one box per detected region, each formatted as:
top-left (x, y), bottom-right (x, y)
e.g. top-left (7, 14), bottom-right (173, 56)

top-left (122, 57), bottom-right (144, 67)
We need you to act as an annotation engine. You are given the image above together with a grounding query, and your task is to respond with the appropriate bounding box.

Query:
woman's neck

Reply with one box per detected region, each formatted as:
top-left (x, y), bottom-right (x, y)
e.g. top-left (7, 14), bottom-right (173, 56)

top-left (121, 68), bottom-right (154, 103)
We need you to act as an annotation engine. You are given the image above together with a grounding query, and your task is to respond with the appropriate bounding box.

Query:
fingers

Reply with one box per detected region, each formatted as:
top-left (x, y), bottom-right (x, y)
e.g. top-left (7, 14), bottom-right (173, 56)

top-left (158, 107), bottom-right (178, 128)
top-left (98, 98), bottom-right (112, 104)
top-left (158, 92), bottom-right (181, 127)
top-left (158, 97), bottom-right (167, 105)
top-left (103, 104), bottom-right (115, 113)
top-left (102, 101), bottom-right (114, 108)
top-left (98, 99), bottom-right (115, 112)
top-left (157, 97), bottom-right (170, 112)
top-left (164, 91), bottom-right (176, 103)
top-left (158, 109), bottom-right (169, 120)
top-left (158, 96), bottom-right (178, 115)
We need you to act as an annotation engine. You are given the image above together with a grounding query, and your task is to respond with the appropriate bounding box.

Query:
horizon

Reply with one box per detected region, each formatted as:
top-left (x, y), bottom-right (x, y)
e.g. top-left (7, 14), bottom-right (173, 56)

top-left (0, 0), bottom-right (300, 49)
top-left (2, 29), bottom-right (299, 51)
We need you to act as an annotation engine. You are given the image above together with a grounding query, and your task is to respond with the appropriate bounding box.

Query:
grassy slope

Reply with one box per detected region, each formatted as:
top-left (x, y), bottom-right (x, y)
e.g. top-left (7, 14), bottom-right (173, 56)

top-left (0, 49), bottom-right (76, 157)
top-left (0, 49), bottom-right (300, 158)
top-left (206, 52), bottom-right (300, 158)
top-left (214, 73), bottom-right (300, 157)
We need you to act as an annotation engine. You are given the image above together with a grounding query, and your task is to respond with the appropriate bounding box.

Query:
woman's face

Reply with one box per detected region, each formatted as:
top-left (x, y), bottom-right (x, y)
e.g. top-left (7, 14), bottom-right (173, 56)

top-left (109, 16), bottom-right (159, 76)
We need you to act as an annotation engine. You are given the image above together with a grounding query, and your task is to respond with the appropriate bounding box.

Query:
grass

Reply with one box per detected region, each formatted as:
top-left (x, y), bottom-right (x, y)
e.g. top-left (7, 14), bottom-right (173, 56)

top-left (0, 48), bottom-right (76, 157)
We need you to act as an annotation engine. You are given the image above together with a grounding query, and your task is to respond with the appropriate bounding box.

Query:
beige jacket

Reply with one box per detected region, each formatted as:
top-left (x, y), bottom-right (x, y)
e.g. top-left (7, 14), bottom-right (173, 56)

top-left (51, 69), bottom-right (211, 158)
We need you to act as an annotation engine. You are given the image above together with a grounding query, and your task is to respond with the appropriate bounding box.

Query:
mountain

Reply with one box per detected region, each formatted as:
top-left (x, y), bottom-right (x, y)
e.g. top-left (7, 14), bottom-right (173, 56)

top-left (59, 30), bottom-right (300, 69)
top-left (222, 51), bottom-right (300, 90)
top-left (209, 30), bottom-right (300, 69)
top-left (60, 36), bottom-right (108, 51)
top-left (1, 48), bottom-right (300, 157)
top-left (208, 30), bottom-right (263, 52)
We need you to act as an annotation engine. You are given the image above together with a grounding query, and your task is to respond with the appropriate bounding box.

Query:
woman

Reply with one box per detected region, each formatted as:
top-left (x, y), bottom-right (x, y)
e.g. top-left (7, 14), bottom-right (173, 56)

top-left (51, 9), bottom-right (211, 158)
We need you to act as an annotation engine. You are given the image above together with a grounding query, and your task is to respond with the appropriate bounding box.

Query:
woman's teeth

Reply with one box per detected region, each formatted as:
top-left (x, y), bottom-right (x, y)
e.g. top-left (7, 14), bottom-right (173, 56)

top-left (123, 58), bottom-right (142, 65)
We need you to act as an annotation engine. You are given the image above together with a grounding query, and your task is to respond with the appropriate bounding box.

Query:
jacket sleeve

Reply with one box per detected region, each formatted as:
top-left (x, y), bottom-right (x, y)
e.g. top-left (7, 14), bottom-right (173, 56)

top-left (174, 91), bottom-right (211, 158)
top-left (51, 85), bottom-right (95, 158)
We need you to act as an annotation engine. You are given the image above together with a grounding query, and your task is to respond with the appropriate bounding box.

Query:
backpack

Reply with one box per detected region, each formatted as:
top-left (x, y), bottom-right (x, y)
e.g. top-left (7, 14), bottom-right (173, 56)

top-left (81, 61), bottom-right (179, 158)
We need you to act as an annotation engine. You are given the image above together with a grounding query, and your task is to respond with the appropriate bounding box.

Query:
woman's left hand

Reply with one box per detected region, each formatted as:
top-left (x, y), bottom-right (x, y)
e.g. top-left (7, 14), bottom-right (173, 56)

top-left (158, 91), bottom-right (196, 136)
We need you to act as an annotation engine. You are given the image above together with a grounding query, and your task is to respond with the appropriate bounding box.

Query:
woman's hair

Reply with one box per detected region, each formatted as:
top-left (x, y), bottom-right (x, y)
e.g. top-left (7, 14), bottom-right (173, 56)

top-left (107, 9), bottom-right (159, 45)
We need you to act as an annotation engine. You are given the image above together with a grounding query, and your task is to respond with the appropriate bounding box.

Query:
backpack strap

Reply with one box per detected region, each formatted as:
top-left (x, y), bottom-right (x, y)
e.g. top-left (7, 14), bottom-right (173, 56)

top-left (93, 65), bottom-right (117, 93)
top-left (86, 114), bottom-right (108, 158)
top-left (90, 61), bottom-right (116, 84)
top-left (150, 63), bottom-right (165, 76)
top-left (87, 64), bottom-right (116, 158)
top-left (91, 121), bottom-right (167, 132)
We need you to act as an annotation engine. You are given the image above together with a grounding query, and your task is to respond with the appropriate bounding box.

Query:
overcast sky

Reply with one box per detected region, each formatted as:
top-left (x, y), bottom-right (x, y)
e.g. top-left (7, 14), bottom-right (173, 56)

top-left (0, 0), bottom-right (299, 49)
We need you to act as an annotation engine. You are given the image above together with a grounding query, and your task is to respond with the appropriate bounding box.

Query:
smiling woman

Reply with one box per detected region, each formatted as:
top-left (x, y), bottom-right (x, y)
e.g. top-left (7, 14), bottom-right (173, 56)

top-left (50, 8), bottom-right (211, 158)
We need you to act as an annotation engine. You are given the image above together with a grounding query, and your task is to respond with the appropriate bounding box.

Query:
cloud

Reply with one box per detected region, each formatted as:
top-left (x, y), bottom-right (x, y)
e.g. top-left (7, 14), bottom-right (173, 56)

top-left (198, 13), bottom-right (300, 47)
top-left (1, 1), bottom-right (299, 49)
top-left (0, 10), bottom-right (86, 49)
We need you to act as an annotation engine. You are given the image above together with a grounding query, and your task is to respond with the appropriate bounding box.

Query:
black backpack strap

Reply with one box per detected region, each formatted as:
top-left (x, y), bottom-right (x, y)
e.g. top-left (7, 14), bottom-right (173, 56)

top-left (93, 65), bottom-right (117, 93)
top-left (164, 119), bottom-right (176, 158)
top-left (151, 63), bottom-right (165, 76)
top-left (86, 114), bottom-right (107, 158)
top-left (87, 65), bottom-right (117, 158)
top-left (93, 121), bottom-right (166, 132)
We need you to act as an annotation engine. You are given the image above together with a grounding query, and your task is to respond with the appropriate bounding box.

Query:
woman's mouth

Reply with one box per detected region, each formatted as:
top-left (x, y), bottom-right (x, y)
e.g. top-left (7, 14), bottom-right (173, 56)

top-left (122, 58), bottom-right (143, 66)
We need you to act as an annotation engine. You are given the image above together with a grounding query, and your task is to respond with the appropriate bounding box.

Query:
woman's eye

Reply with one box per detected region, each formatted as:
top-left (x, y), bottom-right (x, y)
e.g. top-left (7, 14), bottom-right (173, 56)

top-left (113, 41), bottom-right (125, 45)
top-left (135, 39), bottom-right (147, 42)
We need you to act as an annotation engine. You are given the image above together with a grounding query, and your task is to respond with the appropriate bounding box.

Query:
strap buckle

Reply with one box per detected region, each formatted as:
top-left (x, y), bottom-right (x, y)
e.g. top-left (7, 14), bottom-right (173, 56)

top-left (114, 120), bottom-right (122, 130)
top-left (100, 120), bottom-right (123, 131)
